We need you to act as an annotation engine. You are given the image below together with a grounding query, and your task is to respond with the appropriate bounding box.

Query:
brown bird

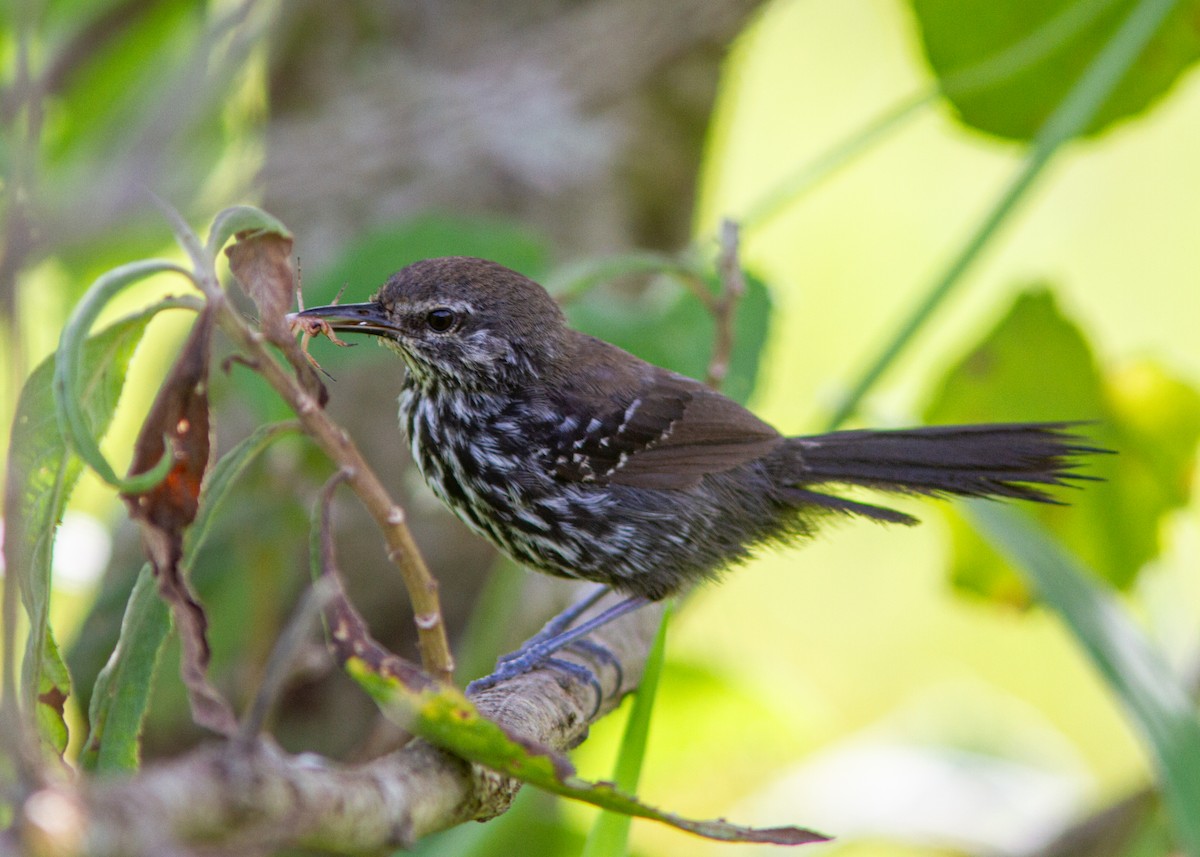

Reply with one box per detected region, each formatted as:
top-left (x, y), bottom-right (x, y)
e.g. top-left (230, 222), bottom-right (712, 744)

top-left (293, 257), bottom-right (1101, 687)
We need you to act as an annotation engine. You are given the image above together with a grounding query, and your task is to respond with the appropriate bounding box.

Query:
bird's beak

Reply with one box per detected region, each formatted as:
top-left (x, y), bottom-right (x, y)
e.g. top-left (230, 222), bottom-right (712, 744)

top-left (288, 302), bottom-right (399, 339)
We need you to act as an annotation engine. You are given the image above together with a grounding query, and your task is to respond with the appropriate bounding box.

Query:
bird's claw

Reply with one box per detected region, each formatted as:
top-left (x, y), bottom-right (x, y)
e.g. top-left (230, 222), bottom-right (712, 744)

top-left (466, 653), bottom-right (603, 712)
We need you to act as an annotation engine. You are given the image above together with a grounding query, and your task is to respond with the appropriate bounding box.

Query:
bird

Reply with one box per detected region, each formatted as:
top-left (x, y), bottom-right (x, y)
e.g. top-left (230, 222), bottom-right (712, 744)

top-left (291, 256), bottom-right (1102, 687)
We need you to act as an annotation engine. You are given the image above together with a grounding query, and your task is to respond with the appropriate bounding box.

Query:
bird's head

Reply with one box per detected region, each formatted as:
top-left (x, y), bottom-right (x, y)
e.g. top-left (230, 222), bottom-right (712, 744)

top-left (291, 257), bottom-right (568, 390)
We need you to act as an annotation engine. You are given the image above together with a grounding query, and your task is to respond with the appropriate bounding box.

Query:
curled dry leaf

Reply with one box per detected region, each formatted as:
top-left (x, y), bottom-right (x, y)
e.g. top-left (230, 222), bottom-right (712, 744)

top-left (225, 229), bottom-right (328, 405)
top-left (121, 304), bottom-right (237, 736)
top-left (225, 229), bottom-right (295, 342)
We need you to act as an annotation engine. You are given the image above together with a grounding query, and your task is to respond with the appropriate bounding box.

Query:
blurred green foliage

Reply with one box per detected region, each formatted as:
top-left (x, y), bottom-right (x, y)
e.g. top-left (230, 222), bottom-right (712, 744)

top-left (926, 289), bottom-right (1200, 602)
top-left (911, 0), bottom-right (1200, 140)
top-left (565, 269), bottom-right (772, 406)
top-left (4, 305), bottom-right (161, 757)
top-left (306, 216), bottom-right (553, 307)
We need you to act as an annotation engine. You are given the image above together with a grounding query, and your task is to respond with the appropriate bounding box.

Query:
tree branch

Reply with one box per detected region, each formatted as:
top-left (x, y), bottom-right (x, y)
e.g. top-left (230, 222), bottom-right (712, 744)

top-left (13, 596), bottom-right (660, 856)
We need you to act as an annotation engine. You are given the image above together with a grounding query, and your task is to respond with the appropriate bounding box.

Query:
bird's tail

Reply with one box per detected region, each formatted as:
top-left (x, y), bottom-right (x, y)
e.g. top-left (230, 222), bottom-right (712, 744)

top-left (780, 422), bottom-right (1106, 525)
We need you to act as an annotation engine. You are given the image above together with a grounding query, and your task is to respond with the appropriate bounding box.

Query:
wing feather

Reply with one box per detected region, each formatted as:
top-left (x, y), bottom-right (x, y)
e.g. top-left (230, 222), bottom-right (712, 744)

top-left (549, 367), bottom-right (781, 490)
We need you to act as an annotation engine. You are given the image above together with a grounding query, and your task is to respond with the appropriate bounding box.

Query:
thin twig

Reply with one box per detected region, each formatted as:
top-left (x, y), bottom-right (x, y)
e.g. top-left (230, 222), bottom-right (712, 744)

top-left (212, 299), bottom-right (456, 683)
top-left (707, 219), bottom-right (747, 390)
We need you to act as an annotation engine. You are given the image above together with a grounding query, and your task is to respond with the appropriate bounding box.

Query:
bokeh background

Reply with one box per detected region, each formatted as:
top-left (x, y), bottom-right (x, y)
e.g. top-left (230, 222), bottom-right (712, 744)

top-left (2, 1), bottom-right (1199, 855)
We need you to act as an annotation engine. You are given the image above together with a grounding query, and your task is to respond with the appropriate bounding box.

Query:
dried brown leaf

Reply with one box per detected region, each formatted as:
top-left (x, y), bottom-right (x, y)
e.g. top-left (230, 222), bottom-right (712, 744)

top-left (226, 230), bottom-right (328, 405)
top-left (122, 305), bottom-right (236, 736)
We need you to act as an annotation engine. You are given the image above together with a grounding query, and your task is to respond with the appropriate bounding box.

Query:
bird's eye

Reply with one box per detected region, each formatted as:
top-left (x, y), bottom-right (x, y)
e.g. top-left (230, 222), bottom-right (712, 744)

top-left (425, 308), bottom-right (457, 333)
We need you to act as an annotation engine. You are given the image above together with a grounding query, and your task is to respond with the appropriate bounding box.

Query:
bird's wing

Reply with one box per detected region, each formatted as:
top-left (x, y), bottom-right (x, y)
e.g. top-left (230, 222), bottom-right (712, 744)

top-left (548, 367), bottom-right (782, 490)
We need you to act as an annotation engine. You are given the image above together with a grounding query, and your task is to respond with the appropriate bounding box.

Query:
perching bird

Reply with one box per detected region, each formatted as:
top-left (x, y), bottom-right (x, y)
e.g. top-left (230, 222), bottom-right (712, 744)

top-left (292, 257), bottom-right (1101, 685)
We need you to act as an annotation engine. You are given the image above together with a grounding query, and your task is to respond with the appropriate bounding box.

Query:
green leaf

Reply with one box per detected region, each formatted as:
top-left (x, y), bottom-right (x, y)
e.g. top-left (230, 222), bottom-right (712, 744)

top-left (968, 502), bottom-right (1200, 856)
top-left (31, 630), bottom-right (72, 758)
top-left (304, 215), bottom-right (551, 309)
top-left (79, 564), bottom-right (169, 773)
top-left (925, 289), bottom-right (1107, 423)
top-left (53, 259), bottom-right (196, 491)
top-left (81, 421), bottom-right (300, 772)
top-left (5, 305), bottom-right (163, 758)
top-left (582, 601), bottom-right (673, 857)
top-left (564, 268), bottom-right (773, 405)
top-left (910, 0), bottom-right (1200, 141)
top-left (348, 665), bottom-right (825, 846)
top-left (36, 0), bottom-right (252, 279)
top-left (43, 1), bottom-right (206, 168)
top-left (205, 205), bottom-right (293, 260)
top-left (186, 421), bottom-right (302, 557)
top-left (924, 288), bottom-right (1200, 601)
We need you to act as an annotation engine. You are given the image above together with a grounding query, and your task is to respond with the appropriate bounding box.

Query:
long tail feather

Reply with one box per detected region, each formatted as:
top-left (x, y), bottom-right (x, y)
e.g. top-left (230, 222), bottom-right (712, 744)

top-left (783, 422), bottom-right (1106, 521)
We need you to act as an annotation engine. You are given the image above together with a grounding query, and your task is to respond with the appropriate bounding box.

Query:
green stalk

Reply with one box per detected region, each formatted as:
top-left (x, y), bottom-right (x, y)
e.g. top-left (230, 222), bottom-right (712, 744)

top-left (581, 600), bottom-right (674, 857)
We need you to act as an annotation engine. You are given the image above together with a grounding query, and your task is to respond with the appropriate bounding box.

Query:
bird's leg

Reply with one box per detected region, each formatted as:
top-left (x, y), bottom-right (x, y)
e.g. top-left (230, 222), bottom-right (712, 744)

top-left (467, 594), bottom-right (650, 695)
top-left (495, 584), bottom-right (610, 662)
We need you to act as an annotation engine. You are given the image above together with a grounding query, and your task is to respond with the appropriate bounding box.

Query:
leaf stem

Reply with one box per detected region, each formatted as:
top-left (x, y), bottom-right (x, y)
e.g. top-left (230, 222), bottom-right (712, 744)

top-left (582, 600), bottom-right (674, 857)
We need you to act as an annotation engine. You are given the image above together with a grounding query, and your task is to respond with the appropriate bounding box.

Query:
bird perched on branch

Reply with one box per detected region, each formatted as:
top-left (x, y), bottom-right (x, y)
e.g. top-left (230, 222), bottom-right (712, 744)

top-left (292, 257), bottom-right (1102, 687)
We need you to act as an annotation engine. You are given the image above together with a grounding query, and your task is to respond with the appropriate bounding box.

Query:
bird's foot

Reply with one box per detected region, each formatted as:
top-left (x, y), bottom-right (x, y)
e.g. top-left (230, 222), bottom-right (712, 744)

top-left (465, 652), bottom-right (604, 710)
top-left (465, 592), bottom-right (649, 714)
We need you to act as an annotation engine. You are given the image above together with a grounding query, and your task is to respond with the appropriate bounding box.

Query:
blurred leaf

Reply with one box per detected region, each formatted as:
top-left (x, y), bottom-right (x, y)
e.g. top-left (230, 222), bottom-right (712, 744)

top-left (4, 305), bottom-right (161, 758)
top-left (82, 421), bottom-right (300, 771)
top-left (31, 632), bottom-right (71, 760)
top-left (1105, 360), bottom-right (1200, 510)
top-left (206, 205), bottom-right (293, 260)
top-left (32, 0), bottom-right (263, 279)
top-left (42, 0), bottom-right (206, 166)
top-left (543, 251), bottom-right (695, 301)
top-left (925, 289), bottom-right (1107, 422)
top-left (184, 422), bottom-right (302, 558)
top-left (968, 503), bottom-right (1200, 856)
top-left (910, 0), bottom-right (1200, 141)
top-left (925, 288), bottom-right (1199, 602)
top-left (564, 268), bottom-right (773, 405)
top-left (304, 215), bottom-right (551, 309)
top-left (54, 258), bottom-right (195, 491)
top-left (825, 0), bottom-right (1182, 431)
top-left (80, 564), bottom-right (168, 773)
